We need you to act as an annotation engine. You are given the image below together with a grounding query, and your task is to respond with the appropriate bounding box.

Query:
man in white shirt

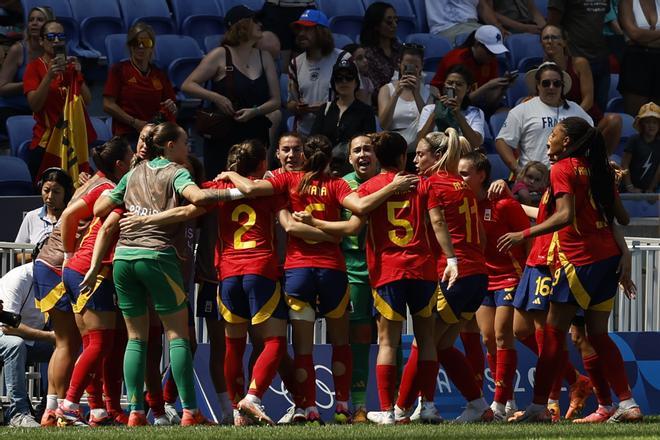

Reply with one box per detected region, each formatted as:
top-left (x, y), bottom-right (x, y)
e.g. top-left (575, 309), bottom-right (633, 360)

top-left (425, 0), bottom-right (507, 41)
top-left (0, 263), bottom-right (54, 427)
top-left (496, 62), bottom-right (593, 172)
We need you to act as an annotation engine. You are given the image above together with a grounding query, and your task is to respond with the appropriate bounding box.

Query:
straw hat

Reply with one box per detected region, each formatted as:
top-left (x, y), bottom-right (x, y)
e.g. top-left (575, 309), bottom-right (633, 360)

top-left (633, 102), bottom-right (660, 131)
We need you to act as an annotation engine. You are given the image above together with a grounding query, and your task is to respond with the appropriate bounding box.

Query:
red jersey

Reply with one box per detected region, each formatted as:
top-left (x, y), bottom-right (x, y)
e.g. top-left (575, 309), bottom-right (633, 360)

top-left (549, 157), bottom-right (620, 267)
top-left (478, 195), bottom-right (530, 290)
top-left (357, 171), bottom-right (437, 288)
top-left (208, 180), bottom-right (286, 280)
top-left (103, 60), bottom-right (176, 136)
top-left (430, 47), bottom-right (499, 90)
top-left (427, 172), bottom-right (487, 278)
top-left (526, 188), bottom-right (553, 267)
top-left (268, 171), bottom-right (353, 271)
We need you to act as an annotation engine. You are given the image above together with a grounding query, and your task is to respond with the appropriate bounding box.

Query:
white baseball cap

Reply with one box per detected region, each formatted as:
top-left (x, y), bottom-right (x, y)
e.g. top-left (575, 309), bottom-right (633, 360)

top-left (475, 25), bottom-right (508, 55)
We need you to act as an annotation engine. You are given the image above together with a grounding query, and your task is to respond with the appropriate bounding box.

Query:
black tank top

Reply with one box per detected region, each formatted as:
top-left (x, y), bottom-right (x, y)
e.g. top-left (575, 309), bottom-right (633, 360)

top-left (211, 46), bottom-right (270, 111)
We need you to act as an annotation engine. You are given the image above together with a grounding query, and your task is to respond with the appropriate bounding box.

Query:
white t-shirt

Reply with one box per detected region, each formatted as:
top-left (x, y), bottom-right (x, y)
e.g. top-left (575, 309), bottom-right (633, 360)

top-left (497, 97), bottom-right (593, 167)
top-left (426, 0), bottom-right (479, 34)
top-left (0, 263), bottom-right (44, 345)
top-left (14, 206), bottom-right (56, 245)
top-left (417, 104), bottom-right (486, 141)
top-left (386, 82), bottom-right (431, 146)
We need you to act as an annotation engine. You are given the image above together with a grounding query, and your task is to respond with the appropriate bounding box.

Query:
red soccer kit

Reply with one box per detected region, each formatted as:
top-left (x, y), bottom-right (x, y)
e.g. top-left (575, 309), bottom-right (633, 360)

top-left (208, 180), bottom-right (286, 281)
top-left (268, 171), bottom-right (353, 271)
top-left (478, 195), bottom-right (530, 290)
top-left (549, 157), bottom-right (620, 266)
top-left (526, 188), bottom-right (553, 267)
top-left (427, 171), bottom-right (487, 278)
top-left (430, 47), bottom-right (499, 90)
top-left (103, 60), bottom-right (176, 136)
top-left (357, 171), bottom-right (437, 288)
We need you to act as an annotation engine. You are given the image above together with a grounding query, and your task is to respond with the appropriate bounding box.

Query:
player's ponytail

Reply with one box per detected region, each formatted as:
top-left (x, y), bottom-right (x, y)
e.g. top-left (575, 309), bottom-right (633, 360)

top-left (145, 121), bottom-right (181, 159)
top-left (226, 139), bottom-right (267, 177)
top-left (91, 136), bottom-right (131, 182)
top-left (298, 135), bottom-right (333, 194)
top-left (425, 127), bottom-right (461, 175)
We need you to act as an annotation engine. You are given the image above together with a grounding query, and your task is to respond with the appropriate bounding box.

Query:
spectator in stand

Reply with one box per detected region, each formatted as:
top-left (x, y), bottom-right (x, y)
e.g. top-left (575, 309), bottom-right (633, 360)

top-left (419, 64), bottom-right (486, 150)
top-left (541, 24), bottom-right (622, 154)
top-left (547, 0), bottom-right (611, 113)
top-left (182, 6), bottom-right (280, 178)
top-left (488, 0), bottom-right (546, 34)
top-left (618, 0), bottom-right (660, 116)
top-left (259, 0), bottom-right (316, 68)
top-left (511, 160), bottom-right (549, 205)
top-left (0, 262), bottom-right (55, 428)
top-left (621, 102), bottom-right (660, 192)
top-left (342, 43), bottom-right (374, 105)
top-left (430, 25), bottom-right (511, 116)
top-left (496, 61), bottom-right (592, 172)
top-left (103, 23), bottom-right (177, 146)
top-left (15, 167), bottom-right (73, 246)
top-left (287, 9), bottom-right (348, 135)
top-left (377, 43), bottom-right (431, 149)
top-left (360, 2), bottom-right (403, 105)
top-left (425, 0), bottom-right (508, 40)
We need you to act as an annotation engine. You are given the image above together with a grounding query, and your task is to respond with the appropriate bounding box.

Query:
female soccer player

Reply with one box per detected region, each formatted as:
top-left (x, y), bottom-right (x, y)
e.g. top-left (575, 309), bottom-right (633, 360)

top-left (501, 117), bottom-right (642, 423)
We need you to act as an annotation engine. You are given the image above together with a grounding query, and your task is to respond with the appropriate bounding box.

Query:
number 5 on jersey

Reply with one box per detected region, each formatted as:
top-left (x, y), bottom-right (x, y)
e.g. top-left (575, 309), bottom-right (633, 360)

top-left (387, 201), bottom-right (413, 246)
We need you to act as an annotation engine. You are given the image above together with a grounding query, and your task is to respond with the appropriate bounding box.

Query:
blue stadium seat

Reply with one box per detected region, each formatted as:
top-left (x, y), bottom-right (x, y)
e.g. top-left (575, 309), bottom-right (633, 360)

top-left (489, 111), bottom-right (508, 139)
top-left (0, 156), bottom-right (33, 195)
top-left (90, 117), bottom-right (112, 144)
top-left (204, 34), bottom-right (223, 53)
top-left (105, 34), bottom-right (129, 66)
top-left (280, 73), bottom-right (289, 106)
top-left (609, 73), bottom-right (621, 101)
top-left (622, 199), bottom-right (659, 217)
top-left (535, 0), bottom-right (548, 17)
top-left (518, 56), bottom-right (543, 73)
top-left (406, 33), bottom-right (452, 71)
top-left (168, 57), bottom-right (203, 100)
top-left (70, 0), bottom-right (125, 59)
top-left (482, 121), bottom-right (494, 153)
top-left (616, 112), bottom-right (636, 155)
top-left (317, 0), bottom-right (365, 42)
top-left (333, 33), bottom-right (354, 50)
top-left (217, 0), bottom-right (265, 15)
top-left (117, 0), bottom-right (176, 35)
top-left (6, 115), bottom-right (35, 157)
top-left (16, 140), bottom-right (30, 163)
top-left (362, 0), bottom-right (417, 40)
top-left (606, 96), bottom-right (624, 113)
top-left (506, 74), bottom-right (530, 108)
top-left (171, 0), bottom-right (224, 48)
top-left (487, 153), bottom-right (511, 182)
top-left (505, 33), bottom-right (543, 72)
top-left (154, 35), bottom-right (203, 71)
top-left (409, 0), bottom-right (429, 33)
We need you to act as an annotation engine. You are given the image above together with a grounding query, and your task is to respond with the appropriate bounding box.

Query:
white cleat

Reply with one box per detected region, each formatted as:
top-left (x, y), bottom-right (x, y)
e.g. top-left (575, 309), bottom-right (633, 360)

top-left (455, 400), bottom-right (494, 423)
top-left (419, 401), bottom-right (443, 424)
top-left (153, 414), bottom-right (172, 426)
top-left (164, 402), bottom-right (181, 424)
top-left (367, 410), bottom-right (395, 425)
top-left (505, 400), bottom-right (518, 419)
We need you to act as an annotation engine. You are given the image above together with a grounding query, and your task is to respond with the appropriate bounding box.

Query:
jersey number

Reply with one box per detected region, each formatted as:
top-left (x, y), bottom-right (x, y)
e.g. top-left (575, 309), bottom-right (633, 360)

top-left (387, 201), bottom-right (413, 247)
top-left (304, 203), bottom-right (325, 244)
top-left (458, 197), bottom-right (480, 244)
top-left (232, 204), bottom-right (257, 250)
top-left (534, 271), bottom-right (560, 297)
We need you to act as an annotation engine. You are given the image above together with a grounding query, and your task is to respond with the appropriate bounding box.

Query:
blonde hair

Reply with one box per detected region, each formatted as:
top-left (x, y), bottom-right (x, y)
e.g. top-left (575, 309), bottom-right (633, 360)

top-left (424, 128), bottom-right (461, 175)
top-left (517, 161), bottom-right (549, 188)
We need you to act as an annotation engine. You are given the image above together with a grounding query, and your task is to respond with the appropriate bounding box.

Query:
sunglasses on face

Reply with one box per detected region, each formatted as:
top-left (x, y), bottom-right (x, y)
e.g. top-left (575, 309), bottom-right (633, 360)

top-left (335, 75), bottom-right (356, 83)
top-left (131, 37), bottom-right (154, 48)
top-left (542, 35), bottom-right (562, 41)
top-left (540, 79), bottom-right (563, 88)
top-left (45, 32), bottom-right (66, 42)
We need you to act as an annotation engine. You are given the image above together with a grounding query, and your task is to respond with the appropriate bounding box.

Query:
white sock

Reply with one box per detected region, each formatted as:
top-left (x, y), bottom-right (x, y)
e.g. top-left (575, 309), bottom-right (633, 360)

top-left (547, 399), bottom-right (559, 404)
top-left (619, 398), bottom-right (638, 410)
top-left (57, 398), bottom-right (64, 407)
top-left (62, 399), bottom-right (79, 411)
top-left (46, 394), bottom-right (58, 410)
top-left (492, 401), bottom-right (505, 414)
top-left (245, 394), bottom-right (261, 405)
top-left (90, 408), bottom-right (107, 418)
top-left (468, 397), bottom-right (488, 411)
top-left (217, 392), bottom-right (233, 417)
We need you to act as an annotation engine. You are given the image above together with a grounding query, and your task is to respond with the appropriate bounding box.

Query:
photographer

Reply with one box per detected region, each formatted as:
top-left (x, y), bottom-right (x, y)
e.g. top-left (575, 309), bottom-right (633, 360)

top-left (0, 263), bottom-right (55, 428)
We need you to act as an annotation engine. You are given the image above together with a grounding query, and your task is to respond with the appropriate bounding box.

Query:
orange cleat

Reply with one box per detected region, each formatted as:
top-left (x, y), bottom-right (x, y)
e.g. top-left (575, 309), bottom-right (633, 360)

top-left (127, 411), bottom-right (149, 427)
top-left (573, 406), bottom-right (616, 424)
top-left (40, 409), bottom-right (57, 427)
top-left (565, 375), bottom-right (593, 419)
top-left (181, 409), bottom-right (216, 426)
top-left (108, 409), bottom-right (129, 425)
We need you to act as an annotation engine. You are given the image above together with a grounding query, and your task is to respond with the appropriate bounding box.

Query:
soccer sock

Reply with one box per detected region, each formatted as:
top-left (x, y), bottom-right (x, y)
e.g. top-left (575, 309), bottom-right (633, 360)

top-left (396, 344), bottom-right (419, 409)
top-left (169, 338), bottom-right (197, 410)
top-left (535, 328), bottom-right (545, 354)
top-left (563, 359), bottom-right (578, 386)
top-left (376, 364), bottom-right (397, 411)
top-left (460, 332), bottom-right (485, 389)
top-left (438, 347), bottom-right (482, 402)
top-left (248, 336), bottom-right (286, 399)
top-left (46, 394), bottom-right (58, 410)
top-left (293, 354), bottom-right (316, 409)
top-left (418, 360), bottom-right (440, 403)
top-left (104, 326), bottom-right (127, 413)
top-left (494, 348), bottom-right (517, 404)
top-left (163, 373), bottom-right (178, 404)
top-left (331, 344), bottom-right (352, 403)
top-left (224, 336), bottom-right (247, 405)
top-left (124, 339), bottom-right (147, 412)
top-left (80, 333), bottom-right (103, 409)
top-left (588, 334), bottom-right (633, 401)
top-left (548, 348), bottom-right (568, 401)
top-left (532, 324), bottom-right (565, 405)
top-left (66, 329), bottom-right (115, 405)
top-left (145, 390), bottom-right (165, 417)
top-left (350, 343), bottom-right (370, 408)
top-left (519, 334), bottom-right (540, 355)
top-left (487, 352), bottom-right (497, 379)
top-left (583, 353), bottom-right (613, 406)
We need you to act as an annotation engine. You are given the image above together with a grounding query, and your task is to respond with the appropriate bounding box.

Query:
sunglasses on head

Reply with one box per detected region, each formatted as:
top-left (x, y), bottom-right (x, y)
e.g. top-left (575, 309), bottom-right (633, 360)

top-left (45, 32), bottom-right (66, 42)
top-left (131, 37), bottom-right (154, 48)
top-left (540, 79), bottom-right (563, 88)
top-left (335, 74), bottom-right (356, 83)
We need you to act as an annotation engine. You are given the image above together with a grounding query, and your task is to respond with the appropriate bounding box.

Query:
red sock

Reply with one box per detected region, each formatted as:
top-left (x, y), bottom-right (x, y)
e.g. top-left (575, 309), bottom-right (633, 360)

top-left (535, 328), bottom-right (545, 354)
top-left (104, 326), bottom-right (126, 413)
top-left (331, 344), bottom-right (352, 402)
top-left (583, 353), bottom-right (613, 406)
top-left (67, 330), bottom-right (115, 405)
top-left (460, 332), bottom-right (484, 389)
top-left (418, 360), bottom-right (439, 402)
top-left (519, 334), bottom-right (540, 355)
top-left (588, 334), bottom-right (632, 401)
top-left (549, 349), bottom-right (568, 400)
top-left (563, 359), bottom-right (578, 386)
top-left (163, 374), bottom-right (178, 404)
top-left (532, 325), bottom-right (565, 404)
top-left (81, 333), bottom-right (104, 409)
top-left (438, 347), bottom-right (481, 402)
top-left (376, 364), bottom-right (397, 410)
top-left (225, 336), bottom-right (247, 405)
top-left (293, 354), bottom-right (316, 409)
top-left (494, 348), bottom-right (517, 404)
top-left (248, 336), bottom-right (286, 399)
top-left (396, 345), bottom-right (419, 409)
top-left (487, 352), bottom-right (497, 379)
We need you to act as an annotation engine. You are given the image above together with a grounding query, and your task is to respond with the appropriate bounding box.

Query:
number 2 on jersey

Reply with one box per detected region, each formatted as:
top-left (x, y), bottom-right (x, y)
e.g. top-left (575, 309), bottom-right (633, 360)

top-left (232, 204), bottom-right (257, 249)
top-left (458, 197), bottom-right (479, 243)
top-left (386, 201), bottom-right (413, 246)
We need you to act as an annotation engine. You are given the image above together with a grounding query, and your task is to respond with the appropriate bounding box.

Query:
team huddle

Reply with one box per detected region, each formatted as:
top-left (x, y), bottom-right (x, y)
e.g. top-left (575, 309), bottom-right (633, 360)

top-left (31, 116), bottom-right (643, 428)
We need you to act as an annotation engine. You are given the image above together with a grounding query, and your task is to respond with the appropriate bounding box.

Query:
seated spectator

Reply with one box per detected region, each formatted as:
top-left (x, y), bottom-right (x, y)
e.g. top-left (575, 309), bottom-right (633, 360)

top-left (496, 61), bottom-right (592, 172)
top-left (286, 9), bottom-right (347, 135)
top-left (425, 0), bottom-right (507, 40)
top-left (419, 64), bottom-right (486, 150)
top-left (618, 0), bottom-right (660, 116)
top-left (0, 262), bottom-right (55, 427)
top-left (377, 43), bottom-right (430, 149)
top-left (103, 23), bottom-right (177, 146)
top-left (489, 0), bottom-right (546, 34)
top-left (360, 2), bottom-right (403, 105)
top-left (541, 24), bottom-right (622, 154)
top-left (511, 160), bottom-right (549, 205)
top-left (15, 167), bottom-right (73, 246)
top-left (621, 102), bottom-right (660, 193)
top-left (342, 43), bottom-right (374, 105)
top-left (430, 26), bottom-right (511, 115)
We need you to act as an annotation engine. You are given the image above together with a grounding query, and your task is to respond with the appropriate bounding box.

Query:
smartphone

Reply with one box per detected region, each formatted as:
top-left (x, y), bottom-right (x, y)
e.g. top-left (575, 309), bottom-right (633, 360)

top-left (506, 70), bottom-right (519, 82)
top-left (54, 45), bottom-right (66, 64)
top-left (403, 63), bottom-right (417, 76)
top-left (444, 87), bottom-right (456, 99)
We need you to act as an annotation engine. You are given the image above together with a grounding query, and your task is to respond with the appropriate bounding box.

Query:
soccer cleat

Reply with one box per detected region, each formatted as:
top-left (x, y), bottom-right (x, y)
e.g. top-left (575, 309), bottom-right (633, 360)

top-left (181, 409), bottom-right (215, 426)
top-left (164, 402), bottom-right (181, 424)
top-left (127, 411), bottom-right (149, 427)
top-left (607, 406), bottom-right (643, 423)
top-left (87, 413), bottom-right (114, 427)
top-left (508, 405), bottom-right (552, 423)
top-left (234, 408), bottom-right (254, 427)
top-left (573, 406), bottom-right (616, 424)
top-left (333, 402), bottom-right (351, 424)
top-left (409, 398), bottom-right (422, 422)
top-left (108, 409), bottom-right (128, 425)
top-left (219, 412), bottom-right (234, 426)
top-left (419, 401), bottom-right (443, 424)
top-left (367, 410), bottom-right (395, 425)
top-left (277, 405), bottom-right (305, 424)
top-left (455, 403), bottom-right (494, 423)
top-left (565, 375), bottom-right (592, 419)
top-left (394, 404), bottom-right (413, 424)
top-left (305, 407), bottom-right (324, 426)
top-left (40, 409), bottom-right (57, 427)
top-left (352, 406), bottom-right (368, 424)
top-left (505, 400), bottom-right (518, 419)
top-left (55, 404), bottom-right (89, 427)
top-left (491, 401), bottom-right (506, 422)
top-left (547, 402), bottom-right (561, 423)
top-left (238, 397), bottom-right (274, 426)
top-left (153, 414), bottom-right (172, 426)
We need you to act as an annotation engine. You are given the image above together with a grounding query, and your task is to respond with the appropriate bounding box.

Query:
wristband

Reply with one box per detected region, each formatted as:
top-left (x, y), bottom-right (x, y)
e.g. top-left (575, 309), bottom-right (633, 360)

top-left (522, 228), bottom-right (531, 239)
top-left (63, 252), bottom-right (73, 260)
top-left (228, 187), bottom-right (245, 200)
top-left (446, 257), bottom-right (458, 267)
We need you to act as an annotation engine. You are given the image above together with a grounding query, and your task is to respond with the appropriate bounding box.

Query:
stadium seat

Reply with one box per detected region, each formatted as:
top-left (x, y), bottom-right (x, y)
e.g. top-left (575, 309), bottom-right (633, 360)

top-left (409, 0), bottom-right (429, 33)
top-left (535, 0), bottom-right (548, 17)
top-left (0, 156), bottom-right (33, 196)
top-left (105, 34), bottom-right (129, 66)
top-left (16, 140), bottom-right (30, 163)
top-left (609, 73), bottom-right (621, 101)
top-left (517, 56), bottom-right (543, 73)
top-left (487, 153), bottom-right (512, 182)
top-left (317, 0), bottom-right (365, 42)
top-left (90, 117), bottom-right (112, 144)
top-left (6, 115), bottom-right (35, 157)
top-left (70, 0), bottom-right (125, 59)
top-left (171, 0), bottom-right (224, 48)
top-left (506, 74), bottom-right (530, 108)
top-left (168, 57), bottom-right (204, 101)
top-left (406, 33), bottom-right (452, 71)
top-left (489, 111), bottom-right (508, 139)
top-left (153, 35), bottom-right (204, 71)
top-left (204, 34), bottom-right (224, 53)
top-left (217, 0), bottom-right (265, 15)
top-left (505, 33), bottom-right (544, 72)
top-left (616, 112), bottom-right (636, 155)
top-left (333, 33), bottom-right (354, 50)
top-left (606, 96), bottom-right (624, 113)
top-left (117, 0), bottom-right (176, 35)
top-left (280, 73), bottom-right (289, 107)
top-left (362, 0), bottom-right (417, 40)
top-left (482, 120), bottom-right (495, 153)
top-left (622, 199), bottom-right (659, 217)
